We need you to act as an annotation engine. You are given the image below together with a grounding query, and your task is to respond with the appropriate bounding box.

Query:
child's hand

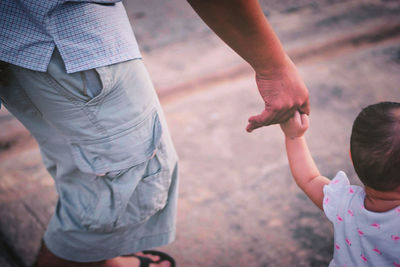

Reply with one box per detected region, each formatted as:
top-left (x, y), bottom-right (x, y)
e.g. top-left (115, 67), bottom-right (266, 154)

top-left (280, 110), bottom-right (309, 139)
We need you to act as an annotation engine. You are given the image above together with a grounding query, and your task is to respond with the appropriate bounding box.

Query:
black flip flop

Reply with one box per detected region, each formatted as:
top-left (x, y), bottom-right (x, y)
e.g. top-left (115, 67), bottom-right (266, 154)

top-left (123, 250), bottom-right (176, 267)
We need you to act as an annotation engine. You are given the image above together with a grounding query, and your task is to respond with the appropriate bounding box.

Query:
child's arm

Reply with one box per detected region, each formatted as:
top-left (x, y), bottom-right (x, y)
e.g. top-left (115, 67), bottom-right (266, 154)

top-left (280, 111), bottom-right (331, 210)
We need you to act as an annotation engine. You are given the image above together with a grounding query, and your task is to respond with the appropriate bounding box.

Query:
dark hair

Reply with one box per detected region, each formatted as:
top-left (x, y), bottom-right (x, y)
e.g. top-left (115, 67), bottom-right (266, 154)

top-left (350, 102), bottom-right (400, 191)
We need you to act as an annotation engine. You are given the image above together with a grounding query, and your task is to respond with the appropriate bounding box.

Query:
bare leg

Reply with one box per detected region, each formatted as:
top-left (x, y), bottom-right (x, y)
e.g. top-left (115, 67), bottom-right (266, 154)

top-left (34, 242), bottom-right (105, 267)
top-left (34, 242), bottom-right (171, 267)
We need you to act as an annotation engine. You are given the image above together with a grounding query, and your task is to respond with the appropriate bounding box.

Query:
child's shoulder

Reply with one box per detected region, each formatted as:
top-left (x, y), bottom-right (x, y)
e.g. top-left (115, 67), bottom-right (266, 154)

top-left (324, 171), bottom-right (365, 195)
top-left (325, 171), bottom-right (359, 191)
top-left (323, 171), bottom-right (364, 219)
top-left (325, 171), bottom-right (363, 192)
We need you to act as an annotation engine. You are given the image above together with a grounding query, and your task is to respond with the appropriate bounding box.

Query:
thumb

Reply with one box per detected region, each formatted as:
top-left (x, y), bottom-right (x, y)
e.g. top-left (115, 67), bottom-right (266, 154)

top-left (299, 99), bottom-right (311, 116)
top-left (300, 113), bottom-right (309, 130)
top-left (246, 110), bottom-right (274, 132)
top-left (248, 109), bottom-right (272, 125)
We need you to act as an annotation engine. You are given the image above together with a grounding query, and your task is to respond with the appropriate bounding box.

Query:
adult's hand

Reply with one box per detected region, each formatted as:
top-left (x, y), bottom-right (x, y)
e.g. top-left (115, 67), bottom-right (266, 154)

top-left (246, 56), bottom-right (310, 132)
top-left (187, 0), bottom-right (310, 131)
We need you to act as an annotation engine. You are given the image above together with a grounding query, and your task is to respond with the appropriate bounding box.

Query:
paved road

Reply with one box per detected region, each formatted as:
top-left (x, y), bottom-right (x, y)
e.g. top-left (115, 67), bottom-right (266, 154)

top-left (0, 0), bottom-right (399, 266)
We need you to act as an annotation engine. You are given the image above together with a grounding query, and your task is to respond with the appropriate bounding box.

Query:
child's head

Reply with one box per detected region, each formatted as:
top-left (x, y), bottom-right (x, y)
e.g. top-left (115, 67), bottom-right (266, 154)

top-left (350, 101), bottom-right (400, 191)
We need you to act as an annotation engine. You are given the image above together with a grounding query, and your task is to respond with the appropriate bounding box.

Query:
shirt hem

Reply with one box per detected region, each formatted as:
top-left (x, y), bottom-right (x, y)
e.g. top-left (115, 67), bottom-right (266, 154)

top-left (64, 52), bottom-right (143, 74)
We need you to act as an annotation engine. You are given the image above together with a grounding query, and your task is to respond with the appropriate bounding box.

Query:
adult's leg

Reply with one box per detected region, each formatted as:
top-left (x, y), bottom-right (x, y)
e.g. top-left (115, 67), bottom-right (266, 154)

top-left (0, 50), bottom-right (178, 265)
top-left (34, 242), bottom-right (104, 267)
top-left (34, 242), bottom-right (170, 267)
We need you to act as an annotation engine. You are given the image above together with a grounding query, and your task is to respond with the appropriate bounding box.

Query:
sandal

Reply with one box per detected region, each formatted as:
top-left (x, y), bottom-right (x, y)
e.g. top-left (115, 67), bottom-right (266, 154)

top-left (123, 250), bottom-right (176, 267)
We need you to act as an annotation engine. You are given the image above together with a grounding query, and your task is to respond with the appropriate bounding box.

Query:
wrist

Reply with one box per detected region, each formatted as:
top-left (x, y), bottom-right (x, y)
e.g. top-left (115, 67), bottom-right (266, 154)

top-left (253, 54), bottom-right (293, 78)
top-left (285, 134), bottom-right (305, 141)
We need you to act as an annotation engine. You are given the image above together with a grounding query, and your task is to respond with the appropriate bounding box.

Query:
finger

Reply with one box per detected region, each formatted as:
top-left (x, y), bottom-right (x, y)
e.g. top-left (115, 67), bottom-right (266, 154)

top-left (246, 109), bottom-right (275, 132)
top-left (247, 104), bottom-right (299, 131)
top-left (246, 118), bottom-right (270, 132)
top-left (246, 121), bottom-right (253, 132)
top-left (300, 113), bottom-right (309, 129)
top-left (246, 123), bottom-right (254, 132)
top-left (246, 120), bottom-right (264, 132)
top-left (292, 110), bottom-right (303, 126)
top-left (272, 112), bottom-right (293, 126)
top-left (266, 106), bottom-right (297, 125)
top-left (299, 99), bottom-right (310, 115)
top-left (247, 109), bottom-right (274, 125)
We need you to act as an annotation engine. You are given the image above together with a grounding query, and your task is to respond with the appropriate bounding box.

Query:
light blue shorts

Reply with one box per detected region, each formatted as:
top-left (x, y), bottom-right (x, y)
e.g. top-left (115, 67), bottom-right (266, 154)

top-left (0, 49), bottom-right (179, 262)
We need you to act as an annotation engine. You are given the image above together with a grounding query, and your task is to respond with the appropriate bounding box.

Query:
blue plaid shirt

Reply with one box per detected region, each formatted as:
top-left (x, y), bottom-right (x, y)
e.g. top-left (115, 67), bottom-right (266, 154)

top-left (0, 0), bottom-right (141, 73)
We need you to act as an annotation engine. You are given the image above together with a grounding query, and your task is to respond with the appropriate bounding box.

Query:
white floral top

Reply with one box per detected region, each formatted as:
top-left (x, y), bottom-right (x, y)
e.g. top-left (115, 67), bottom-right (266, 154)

top-left (323, 171), bottom-right (400, 267)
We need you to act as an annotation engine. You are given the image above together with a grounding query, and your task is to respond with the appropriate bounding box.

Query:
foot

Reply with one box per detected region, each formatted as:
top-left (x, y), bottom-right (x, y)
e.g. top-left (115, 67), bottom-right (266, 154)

top-left (104, 252), bottom-right (171, 267)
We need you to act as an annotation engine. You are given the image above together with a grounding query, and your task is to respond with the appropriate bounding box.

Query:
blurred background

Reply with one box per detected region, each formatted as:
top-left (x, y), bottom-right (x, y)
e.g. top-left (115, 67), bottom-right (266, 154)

top-left (0, 0), bottom-right (399, 266)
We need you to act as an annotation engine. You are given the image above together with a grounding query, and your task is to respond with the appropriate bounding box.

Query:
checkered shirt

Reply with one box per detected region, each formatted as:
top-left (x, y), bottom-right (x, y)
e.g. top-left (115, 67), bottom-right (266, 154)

top-left (0, 0), bottom-right (141, 73)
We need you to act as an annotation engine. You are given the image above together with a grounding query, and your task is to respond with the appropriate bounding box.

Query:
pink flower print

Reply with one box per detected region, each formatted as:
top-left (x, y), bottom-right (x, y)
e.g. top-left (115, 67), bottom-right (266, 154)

top-left (360, 254), bottom-right (368, 262)
top-left (391, 235), bottom-right (400, 242)
top-left (337, 214), bottom-right (343, 222)
top-left (349, 187), bottom-right (354, 193)
top-left (371, 223), bottom-right (380, 229)
top-left (372, 248), bottom-right (382, 255)
top-left (396, 207), bottom-right (400, 214)
top-left (347, 209), bottom-right (354, 216)
top-left (332, 179), bottom-right (339, 184)
top-left (357, 228), bottom-right (364, 236)
top-left (345, 238), bottom-right (352, 246)
top-left (335, 244), bottom-right (340, 250)
top-left (393, 262), bottom-right (400, 267)
top-left (324, 196), bottom-right (329, 205)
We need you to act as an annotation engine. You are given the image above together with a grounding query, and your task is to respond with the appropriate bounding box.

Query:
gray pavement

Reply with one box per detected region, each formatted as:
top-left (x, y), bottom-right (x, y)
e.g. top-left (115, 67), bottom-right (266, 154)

top-left (160, 39), bottom-right (400, 267)
top-left (0, 0), bottom-right (400, 266)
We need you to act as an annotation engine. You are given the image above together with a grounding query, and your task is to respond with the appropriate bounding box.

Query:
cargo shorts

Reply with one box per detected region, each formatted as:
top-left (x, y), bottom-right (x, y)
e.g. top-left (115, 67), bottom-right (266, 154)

top-left (0, 49), bottom-right (179, 262)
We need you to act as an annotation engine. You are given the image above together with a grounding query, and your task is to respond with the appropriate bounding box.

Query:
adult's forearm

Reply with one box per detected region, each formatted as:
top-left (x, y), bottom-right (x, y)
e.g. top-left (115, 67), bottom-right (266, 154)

top-left (187, 0), bottom-right (287, 74)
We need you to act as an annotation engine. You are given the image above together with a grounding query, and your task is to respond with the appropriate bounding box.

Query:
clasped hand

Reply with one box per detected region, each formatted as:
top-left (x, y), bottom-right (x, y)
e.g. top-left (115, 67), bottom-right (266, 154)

top-left (246, 57), bottom-right (310, 132)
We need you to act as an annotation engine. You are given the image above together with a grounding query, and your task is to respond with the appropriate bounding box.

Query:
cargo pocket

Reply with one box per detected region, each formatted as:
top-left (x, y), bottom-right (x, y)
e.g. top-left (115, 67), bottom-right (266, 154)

top-left (119, 140), bottom-right (172, 227)
top-left (69, 109), bottom-right (162, 175)
top-left (68, 110), bottom-right (171, 232)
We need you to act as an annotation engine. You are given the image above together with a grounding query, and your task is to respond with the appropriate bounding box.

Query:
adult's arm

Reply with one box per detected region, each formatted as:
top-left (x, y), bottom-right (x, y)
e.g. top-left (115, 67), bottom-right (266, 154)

top-left (187, 0), bottom-right (310, 131)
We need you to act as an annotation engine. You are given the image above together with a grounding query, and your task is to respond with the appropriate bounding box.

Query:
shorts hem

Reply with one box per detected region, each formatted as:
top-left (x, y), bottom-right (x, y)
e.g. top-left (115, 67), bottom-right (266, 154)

top-left (44, 228), bottom-right (176, 262)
